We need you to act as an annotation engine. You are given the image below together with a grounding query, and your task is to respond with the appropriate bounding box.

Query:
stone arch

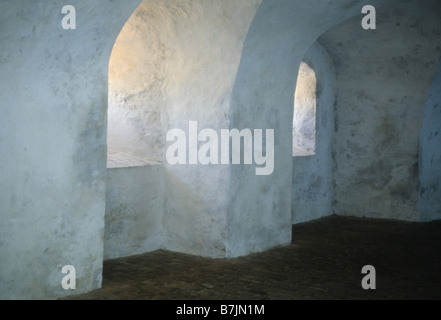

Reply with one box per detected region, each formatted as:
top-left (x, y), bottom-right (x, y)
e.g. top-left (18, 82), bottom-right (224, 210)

top-left (292, 42), bottom-right (335, 225)
top-left (5, 0), bottom-right (441, 300)
top-left (226, 0), bottom-right (404, 256)
top-left (103, 0), bottom-right (264, 260)
top-left (0, 0), bottom-right (142, 299)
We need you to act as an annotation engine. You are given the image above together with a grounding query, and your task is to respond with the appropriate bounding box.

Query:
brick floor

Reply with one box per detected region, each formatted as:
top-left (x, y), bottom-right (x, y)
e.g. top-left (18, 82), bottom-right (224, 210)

top-left (67, 215), bottom-right (441, 300)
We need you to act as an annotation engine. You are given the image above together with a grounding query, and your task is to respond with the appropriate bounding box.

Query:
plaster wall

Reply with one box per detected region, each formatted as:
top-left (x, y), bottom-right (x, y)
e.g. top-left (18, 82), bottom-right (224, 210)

top-left (2, 0), bottom-right (427, 299)
top-left (318, 0), bottom-right (441, 221)
top-left (0, 0), bottom-right (142, 299)
top-left (227, 0), bottom-right (401, 257)
top-left (292, 43), bottom-right (335, 224)
top-left (159, 0), bottom-right (262, 258)
top-left (104, 166), bottom-right (164, 260)
top-left (107, 2), bottom-right (167, 166)
top-left (418, 58), bottom-right (441, 221)
top-left (104, 0), bottom-right (262, 258)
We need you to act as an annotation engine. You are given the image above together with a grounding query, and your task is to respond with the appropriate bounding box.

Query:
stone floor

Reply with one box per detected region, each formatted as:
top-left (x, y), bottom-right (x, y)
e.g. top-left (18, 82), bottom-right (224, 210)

top-left (68, 215), bottom-right (441, 300)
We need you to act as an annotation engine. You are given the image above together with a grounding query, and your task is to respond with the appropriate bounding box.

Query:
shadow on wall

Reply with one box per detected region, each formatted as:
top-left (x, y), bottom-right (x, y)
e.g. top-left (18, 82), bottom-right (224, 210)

top-left (103, 0), bottom-right (264, 261)
top-left (318, 0), bottom-right (441, 222)
top-left (292, 43), bottom-right (335, 225)
top-left (7, 0), bottom-right (440, 300)
top-left (418, 58), bottom-right (441, 221)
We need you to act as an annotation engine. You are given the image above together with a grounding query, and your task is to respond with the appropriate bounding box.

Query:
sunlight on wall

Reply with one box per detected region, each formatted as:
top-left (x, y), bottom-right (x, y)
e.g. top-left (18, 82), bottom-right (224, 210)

top-left (107, 6), bottom-right (165, 168)
top-left (293, 62), bottom-right (316, 157)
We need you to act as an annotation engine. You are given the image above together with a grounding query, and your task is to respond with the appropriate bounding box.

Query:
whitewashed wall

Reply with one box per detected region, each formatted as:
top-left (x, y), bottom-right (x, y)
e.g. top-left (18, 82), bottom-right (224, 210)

top-left (292, 43), bottom-right (335, 224)
top-left (0, 0), bottom-right (142, 299)
top-left (319, 0), bottom-right (441, 221)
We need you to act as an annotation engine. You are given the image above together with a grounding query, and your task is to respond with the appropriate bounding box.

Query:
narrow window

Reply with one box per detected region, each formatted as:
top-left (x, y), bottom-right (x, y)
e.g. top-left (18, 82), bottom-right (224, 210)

top-left (293, 62), bottom-right (316, 157)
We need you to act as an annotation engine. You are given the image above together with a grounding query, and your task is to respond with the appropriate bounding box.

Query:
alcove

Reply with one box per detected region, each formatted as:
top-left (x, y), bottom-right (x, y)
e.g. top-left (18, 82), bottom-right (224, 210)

top-left (293, 62), bottom-right (316, 157)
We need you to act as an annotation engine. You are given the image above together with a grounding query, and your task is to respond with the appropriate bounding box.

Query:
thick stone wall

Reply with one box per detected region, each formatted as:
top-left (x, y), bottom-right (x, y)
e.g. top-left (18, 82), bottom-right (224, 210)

top-left (0, 0), bottom-right (142, 299)
top-left (292, 43), bottom-right (335, 224)
top-left (226, 0), bottom-right (400, 256)
top-left (3, 0), bottom-right (439, 300)
top-left (319, 0), bottom-right (441, 221)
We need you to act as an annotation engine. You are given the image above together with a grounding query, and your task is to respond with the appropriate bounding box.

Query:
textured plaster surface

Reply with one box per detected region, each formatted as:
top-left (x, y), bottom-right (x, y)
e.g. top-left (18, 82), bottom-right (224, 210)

top-left (418, 58), bottom-right (441, 221)
top-left (319, 0), bottom-right (441, 221)
top-left (292, 43), bottom-right (335, 225)
top-left (227, 0), bottom-right (401, 257)
top-left (5, 0), bottom-right (439, 300)
top-left (107, 0), bottom-right (262, 169)
top-left (0, 0), bottom-right (141, 299)
top-left (100, 0), bottom-right (265, 259)
top-left (158, 0), bottom-right (262, 258)
top-left (104, 0), bottom-right (262, 258)
top-left (104, 166), bottom-right (164, 260)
